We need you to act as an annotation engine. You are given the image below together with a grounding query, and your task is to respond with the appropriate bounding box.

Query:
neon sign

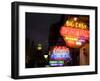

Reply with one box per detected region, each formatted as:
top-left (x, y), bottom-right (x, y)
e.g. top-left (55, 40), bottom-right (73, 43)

top-left (60, 26), bottom-right (89, 48)
top-left (65, 20), bottom-right (88, 30)
top-left (49, 61), bottom-right (64, 66)
top-left (51, 52), bottom-right (70, 60)
top-left (60, 26), bottom-right (89, 40)
top-left (50, 46), bottom-right (71, 60)
top-left (49, 46), bottom-right (72, 66)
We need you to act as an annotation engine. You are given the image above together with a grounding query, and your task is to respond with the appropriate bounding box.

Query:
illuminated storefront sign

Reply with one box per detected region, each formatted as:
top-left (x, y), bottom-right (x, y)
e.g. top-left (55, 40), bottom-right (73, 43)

top-left (50, 51), bottom-right (70, 60)
top-left (60, 26), bottom-right (89, 39)
top-left (50, 46), bottom-right (70, 60)
top-left (49, 61), bottom-right (64, 66)
top-left (65, 19), bottom-right (88, 30)
top-left (60, 26), bottom-right (89, 48)
top-left (49, 46), bottom-right (72, 66)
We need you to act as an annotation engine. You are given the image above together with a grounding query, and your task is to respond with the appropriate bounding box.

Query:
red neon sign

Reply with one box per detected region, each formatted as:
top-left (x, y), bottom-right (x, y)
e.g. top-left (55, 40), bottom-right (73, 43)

top-left (60, 26), bottom-right (89, 40)
top-left (60, 26), bottom-right (89, 48)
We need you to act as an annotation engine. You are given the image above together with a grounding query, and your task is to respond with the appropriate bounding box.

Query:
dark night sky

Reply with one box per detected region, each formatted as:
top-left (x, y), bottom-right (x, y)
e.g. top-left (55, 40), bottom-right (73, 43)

top-left (26, 12), bottom-right (63, 51)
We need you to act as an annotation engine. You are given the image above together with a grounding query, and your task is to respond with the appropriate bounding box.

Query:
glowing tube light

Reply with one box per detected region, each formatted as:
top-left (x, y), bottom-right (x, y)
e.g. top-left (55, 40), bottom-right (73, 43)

top-left (76, 41), bottom-right (82, 46)
top-left (65, 36), bottom-right (78, 41)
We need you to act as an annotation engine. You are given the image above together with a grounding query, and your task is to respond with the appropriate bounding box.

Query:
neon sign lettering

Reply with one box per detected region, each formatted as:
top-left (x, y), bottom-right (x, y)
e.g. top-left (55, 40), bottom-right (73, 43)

top-left (60, 26), bottom-right (89, 48)
top-left (50, 46), bottom-right (71, 60)
top-left (60, 26), bottom-right (89, 40)
top-left (65, 20), bottom-right (88, 30)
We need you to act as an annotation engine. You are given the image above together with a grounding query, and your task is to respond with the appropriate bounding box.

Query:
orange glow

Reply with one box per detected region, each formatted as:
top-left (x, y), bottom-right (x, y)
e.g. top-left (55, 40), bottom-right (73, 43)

top-left (60, 26), bottom-right (89, 48)
top-left (66, 40), bottom-right (76, 47)
top-left (60, 26), bottom-right (89, 40)
top-left (65, 20), bottom-right (88, 30)
top-left (66, 40), bottom-right (82, 48)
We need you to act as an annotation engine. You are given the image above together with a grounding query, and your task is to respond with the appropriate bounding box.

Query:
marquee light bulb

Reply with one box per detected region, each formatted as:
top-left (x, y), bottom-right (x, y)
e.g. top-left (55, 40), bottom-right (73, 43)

top-left (73, 17), bottom-right (78, 21)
